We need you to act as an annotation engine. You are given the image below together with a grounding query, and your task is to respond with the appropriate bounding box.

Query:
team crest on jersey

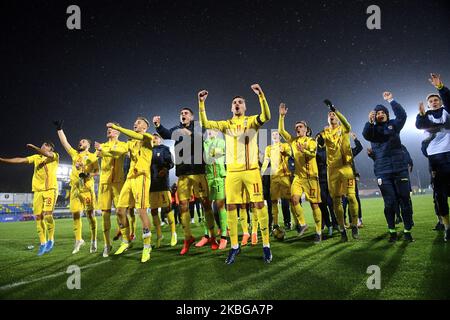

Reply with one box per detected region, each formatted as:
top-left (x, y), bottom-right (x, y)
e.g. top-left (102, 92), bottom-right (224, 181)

top-left (388, 125), bottom-right (393, 130)
top-left (157, 152), bottom-right (160, 157)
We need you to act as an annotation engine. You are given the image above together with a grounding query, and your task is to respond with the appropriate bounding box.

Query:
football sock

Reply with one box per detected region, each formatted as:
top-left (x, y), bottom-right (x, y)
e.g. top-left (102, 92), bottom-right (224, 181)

top-left (240, 207), bottom-right (249, 234)
top-left (333, 197), bottom-right (345, 230)
top-left (44, 214), bottom-right (55, 241)
top-left (102, 210), bottom-right (111, 246)
top-left (120, 226), bottom-right (130, 243)
top-left (87, 213), bottom-right (97, 241)
top-left (227, 208), bottom-right (239, 247)
top-left (152, 214), bottom-right (162, 239)
top-left (219, 208), bottom-right (227, 237)
top-left (73, 217), bottom-right (82, 241)
top-left (272, 202), bottom-right (279, 227)
top-left (293, 203), bottom-right (306, 226)
top-left (312, 206), bottom-right (322, 235)
top-left (36, 218), bottom-right (46, 245)
top-left (255, 206), bottom-right (270, 246)
top-left (167, 210), bottom-right (176, 234)
top-left (251, 210), bottom-right (259, 234)
top-left (347, 194), bottom-right (359, 227)
top-left (143, 228), bottom-right (151, 248)
top-left (129, 210), bottom-right (136, 235)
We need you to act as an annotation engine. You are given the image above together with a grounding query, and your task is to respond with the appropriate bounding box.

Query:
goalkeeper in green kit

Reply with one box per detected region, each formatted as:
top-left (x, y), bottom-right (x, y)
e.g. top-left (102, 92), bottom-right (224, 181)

top-left (198, 129), bottom-right (228, 249)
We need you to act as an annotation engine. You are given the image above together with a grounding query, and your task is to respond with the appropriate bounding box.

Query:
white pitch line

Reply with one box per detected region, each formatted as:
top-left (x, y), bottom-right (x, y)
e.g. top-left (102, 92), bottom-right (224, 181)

top-left (0, 252), bottom-right (140, 291)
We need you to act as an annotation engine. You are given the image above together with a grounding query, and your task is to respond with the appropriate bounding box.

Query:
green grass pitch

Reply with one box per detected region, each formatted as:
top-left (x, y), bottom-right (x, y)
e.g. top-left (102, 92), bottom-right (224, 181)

top-left (0, 194), bottom-right (449, 300)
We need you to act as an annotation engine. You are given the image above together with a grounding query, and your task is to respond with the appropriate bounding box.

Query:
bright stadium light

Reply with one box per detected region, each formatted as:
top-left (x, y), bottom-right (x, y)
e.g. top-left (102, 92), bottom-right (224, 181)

top-left (56, 163), bottom-right (72, 181)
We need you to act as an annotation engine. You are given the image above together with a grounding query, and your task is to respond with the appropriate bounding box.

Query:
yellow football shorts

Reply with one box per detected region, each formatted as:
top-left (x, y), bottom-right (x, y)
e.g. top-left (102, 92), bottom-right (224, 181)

top-left (150, 190), bottom-right (172, 209)
top-left (225, 169), bottom-right (264, 204)
top-left (177, 174), bottom-right (209, 202)
top-left (270, 175), bottom-right (291, 200)
top-left (291, 176), bottom-right (321, 203)
top-left (33, 189), bottom-right (58, 215)
top-left (327, 164), bottom-right (356, 198)
top-left (117, 175), bottom-right (150, 209)
top-left (70, 185), bottom-right (95, 212)
top-left (97, 182), bottom-right (124, 211)
top-left (240, 187), bottom-right (250, 204)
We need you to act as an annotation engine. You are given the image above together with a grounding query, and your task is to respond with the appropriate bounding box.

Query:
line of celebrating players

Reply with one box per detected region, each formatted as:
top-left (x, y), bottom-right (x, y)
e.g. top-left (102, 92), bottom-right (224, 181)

top-left (1, 73), bottom-right (449, 264)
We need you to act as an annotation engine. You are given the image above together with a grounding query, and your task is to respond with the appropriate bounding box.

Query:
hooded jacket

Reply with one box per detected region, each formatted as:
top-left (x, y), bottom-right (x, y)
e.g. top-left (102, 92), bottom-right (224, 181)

top-left (362, 100), bottom-right (409, 177)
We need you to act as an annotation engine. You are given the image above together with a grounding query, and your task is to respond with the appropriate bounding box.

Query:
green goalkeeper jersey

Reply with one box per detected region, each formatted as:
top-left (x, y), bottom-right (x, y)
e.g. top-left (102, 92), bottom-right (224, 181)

top-left (203, 137), bottom-right (226, 179)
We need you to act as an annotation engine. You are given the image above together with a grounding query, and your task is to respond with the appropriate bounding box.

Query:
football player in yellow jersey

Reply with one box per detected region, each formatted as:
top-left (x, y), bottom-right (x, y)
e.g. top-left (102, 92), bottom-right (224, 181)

top-left (279, 104), bottom-right (323, 243)
top-left (94, 124), bottom-right (129, 257)
top-left (198, 84), bottom-right (273, 264)
top-left (106, 117), bottom-right (155, 263)
top-left (260, 130), bottom-right (293, 237)
top-left (54, 120), bottom-right (99, 254)
top-left (317, 100), bottom-right (359, 242)
top-left (0, 142), bottom-right (59, 256)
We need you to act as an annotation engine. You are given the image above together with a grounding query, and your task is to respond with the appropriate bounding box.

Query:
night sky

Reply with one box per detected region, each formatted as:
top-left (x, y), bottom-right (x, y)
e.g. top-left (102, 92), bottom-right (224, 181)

top-left (1, 0), bottom-right (449, 192)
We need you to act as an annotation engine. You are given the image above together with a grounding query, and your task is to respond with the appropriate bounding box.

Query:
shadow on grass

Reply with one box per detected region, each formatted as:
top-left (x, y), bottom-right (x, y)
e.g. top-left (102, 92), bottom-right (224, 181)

top-left (420, 233), bottom-right (450, 299)
top-left (332, 233), bottom-right (409, 299)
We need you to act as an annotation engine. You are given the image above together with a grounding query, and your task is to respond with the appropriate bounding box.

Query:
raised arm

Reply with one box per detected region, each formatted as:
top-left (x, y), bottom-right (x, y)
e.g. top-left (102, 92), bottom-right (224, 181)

top-left (198, 90), bottom-right (227, 131)
top-left (351, 133), bottom-right (363, 157)
top-left (278, 103), bottom-right (292, 142)
top-left (429, 73), bottom-right (450, 113)
top-left (26, 144), bottom-right (55, 159)
top-left (153, 116), bottom-right (174, 140)
top-left (53, 120), bottom-right (74, 155)
top-left (107, 123), bottom-right (153, 142)
top-left (335, 110), bottom-right (351, 133)
top-left (383, 92), bottom-right (406, 131)
top-left (95, 141), bottom-right (128, 158)
top-left (0, 157), bottom-right (29, 164)
top-left (324, 99), bottom-right (351, 132)
top-left (251, 84), bottom-right (271, 124)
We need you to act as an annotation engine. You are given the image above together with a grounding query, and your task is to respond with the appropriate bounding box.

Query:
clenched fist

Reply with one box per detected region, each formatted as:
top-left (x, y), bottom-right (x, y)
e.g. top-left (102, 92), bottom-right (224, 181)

top-left (251, 84), bottom-right (263, 96)
top-left (383, 92), bottom-right (393, 101)
top-left (198, 90), bottom-right (208, 102)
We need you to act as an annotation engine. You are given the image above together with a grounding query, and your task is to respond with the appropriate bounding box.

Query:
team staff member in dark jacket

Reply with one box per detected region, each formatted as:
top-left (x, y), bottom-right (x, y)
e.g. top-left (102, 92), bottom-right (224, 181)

top-left (416, 73), bottom-right (450, 242)
top-left (362, 91), bottom-right (414, 242)
top-left (153, 108), bottom-right (217, 255)
top-left (150, 133), bottom-right (177, 248)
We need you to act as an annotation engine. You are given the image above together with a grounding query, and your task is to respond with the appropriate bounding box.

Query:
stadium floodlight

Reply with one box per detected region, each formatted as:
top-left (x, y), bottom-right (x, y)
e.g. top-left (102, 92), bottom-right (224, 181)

top-left (56, 163), bottom-right (72, 181)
